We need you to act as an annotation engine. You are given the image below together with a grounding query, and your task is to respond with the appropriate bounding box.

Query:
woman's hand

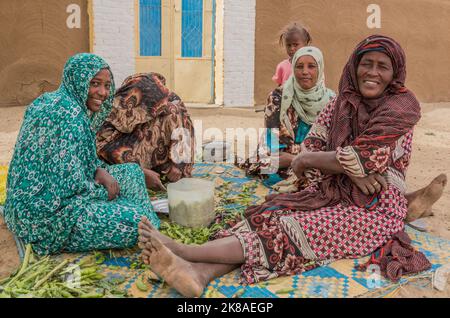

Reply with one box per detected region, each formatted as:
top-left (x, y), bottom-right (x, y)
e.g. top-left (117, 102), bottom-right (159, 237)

top-left (167, 166), bottom-right (183, 183)
top-left (348, 173), bottom-right (387, 195)
top-left (95, 168), bottom-right (120, 201)
top-left (143, 168), bottom-right (166, 191)
top-left (291, 152), bottom-right (309, 178)
top-left (290, 143), bottom-right (310, 177)
top-left (278, 152), bottom-right (296, 169)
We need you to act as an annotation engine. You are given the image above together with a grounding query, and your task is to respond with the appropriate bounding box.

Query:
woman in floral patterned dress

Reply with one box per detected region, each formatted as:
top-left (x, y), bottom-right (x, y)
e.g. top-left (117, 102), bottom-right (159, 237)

top-left (136, 35), bottom-right (444, 298)
top-left (4, 53), bottom-right (160, 255)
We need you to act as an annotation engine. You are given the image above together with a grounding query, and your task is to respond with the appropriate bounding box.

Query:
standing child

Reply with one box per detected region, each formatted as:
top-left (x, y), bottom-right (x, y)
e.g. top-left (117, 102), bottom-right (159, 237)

top-left (272, 22), bottom-right (312, 86)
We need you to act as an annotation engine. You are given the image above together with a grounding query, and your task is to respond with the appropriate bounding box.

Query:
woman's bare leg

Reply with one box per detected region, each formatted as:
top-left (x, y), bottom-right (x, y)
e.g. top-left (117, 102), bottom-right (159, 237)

top-left (139, 217), bottom-right (245, 264)
top-left (142, 235), bottom-right (239, 297)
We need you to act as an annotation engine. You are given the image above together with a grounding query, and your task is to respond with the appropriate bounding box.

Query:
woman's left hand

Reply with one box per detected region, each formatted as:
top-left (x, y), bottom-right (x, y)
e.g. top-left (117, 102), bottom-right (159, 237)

top-left (348, 173), bottom-right (387, 195)
top-left (279, 152), bottom-right (296, 168)
top-left (290, 143), bottom-right (309, 177)
top-left (95, 168), bottom-right (120, 200)
top-left (167, 166), bottom-right (183, 182)
top-left (291, 152), bottom-right (309, 178)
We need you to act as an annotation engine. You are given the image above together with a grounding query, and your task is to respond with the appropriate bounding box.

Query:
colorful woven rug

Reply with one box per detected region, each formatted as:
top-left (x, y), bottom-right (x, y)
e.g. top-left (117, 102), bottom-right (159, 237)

top-left (0, 166), bottom-right (7, 206)
top-left (1, 163), bottom-right (449, 298)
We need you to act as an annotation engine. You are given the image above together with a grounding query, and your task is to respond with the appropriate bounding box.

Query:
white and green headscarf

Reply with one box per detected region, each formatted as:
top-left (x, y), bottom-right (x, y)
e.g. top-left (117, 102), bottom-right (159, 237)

top-left (61, 53), bottom-right (115, 132)
top-left (280, 46), bottom-right (335, 134)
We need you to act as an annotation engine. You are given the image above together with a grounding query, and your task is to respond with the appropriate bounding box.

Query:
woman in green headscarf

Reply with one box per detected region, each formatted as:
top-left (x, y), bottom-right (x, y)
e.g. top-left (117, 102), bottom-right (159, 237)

top-left (4, 53), bottom-right (160, 256)
top-left (241, 46), bottom-right (335, 189)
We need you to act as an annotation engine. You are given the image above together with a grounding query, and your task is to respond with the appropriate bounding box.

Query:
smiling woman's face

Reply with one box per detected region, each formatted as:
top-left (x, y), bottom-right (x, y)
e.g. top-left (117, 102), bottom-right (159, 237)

top-left (86, 69), bottom-right (112, 112)
top-left (357, 51), bottom-right (394, 99)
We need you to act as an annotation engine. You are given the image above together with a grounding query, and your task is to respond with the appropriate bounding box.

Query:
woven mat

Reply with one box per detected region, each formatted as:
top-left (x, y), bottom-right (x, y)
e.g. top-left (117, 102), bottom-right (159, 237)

top-left (1, 163), bottom-right (449, 298)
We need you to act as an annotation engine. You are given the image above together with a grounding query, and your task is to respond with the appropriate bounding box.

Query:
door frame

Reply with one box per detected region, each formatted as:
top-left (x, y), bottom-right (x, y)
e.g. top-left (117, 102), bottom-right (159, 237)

top-left (134, 0), bottom-right (216, 103)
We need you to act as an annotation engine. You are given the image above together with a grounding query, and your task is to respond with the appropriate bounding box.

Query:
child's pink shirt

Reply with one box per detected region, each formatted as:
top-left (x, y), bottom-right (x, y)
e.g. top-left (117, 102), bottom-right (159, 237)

top-left (272, 59), bottom-right (292, 86)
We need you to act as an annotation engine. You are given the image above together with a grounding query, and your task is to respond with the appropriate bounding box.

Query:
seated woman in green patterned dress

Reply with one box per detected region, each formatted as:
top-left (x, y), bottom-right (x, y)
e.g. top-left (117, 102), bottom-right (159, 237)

top-left (4, 53), bottom-right (160, 256)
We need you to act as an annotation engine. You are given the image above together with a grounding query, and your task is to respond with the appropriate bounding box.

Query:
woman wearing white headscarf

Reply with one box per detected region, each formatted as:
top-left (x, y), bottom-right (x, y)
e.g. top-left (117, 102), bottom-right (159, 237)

top-left (241, 46), bottom-right (335, 188)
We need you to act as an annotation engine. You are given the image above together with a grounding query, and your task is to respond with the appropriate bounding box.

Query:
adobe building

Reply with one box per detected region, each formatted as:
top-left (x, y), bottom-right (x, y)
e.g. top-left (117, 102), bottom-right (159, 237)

top-left (0, 0), bottom-right (448, 108)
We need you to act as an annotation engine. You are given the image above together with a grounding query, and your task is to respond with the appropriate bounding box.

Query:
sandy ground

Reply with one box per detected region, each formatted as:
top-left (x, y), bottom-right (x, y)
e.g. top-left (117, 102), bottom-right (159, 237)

top-left (0, 103), bottom-right (449, 297)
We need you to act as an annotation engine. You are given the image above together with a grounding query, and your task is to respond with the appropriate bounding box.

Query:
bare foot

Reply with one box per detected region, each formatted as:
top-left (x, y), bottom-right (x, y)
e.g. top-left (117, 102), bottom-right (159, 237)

top-left (138, 217), bottom-right (182, 255)
top-left (143, 236), bottom-right (206, 298)
top-left (406, 174), bottom-right (447, 223)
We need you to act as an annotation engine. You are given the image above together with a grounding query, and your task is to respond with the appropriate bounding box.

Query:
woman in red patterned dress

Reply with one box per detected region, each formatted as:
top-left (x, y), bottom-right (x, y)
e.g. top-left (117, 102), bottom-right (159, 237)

top-left (137, 35), bottom-right (445, 297)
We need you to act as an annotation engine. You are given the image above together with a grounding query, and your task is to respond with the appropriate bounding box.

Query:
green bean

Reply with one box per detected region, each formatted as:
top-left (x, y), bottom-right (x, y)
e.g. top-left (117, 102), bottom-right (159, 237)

top-left (5, 244), bottom-right (32, 288)
top-left (20, 262), bottom-right (52, 286)
top-left (0, 276), bottom-right (11, 285)
top-left (60, 290), bottom-right (74, 298)
top-left (107, 265), bottom-right (121, 270)
top-left (79, 292), bottom-right (104, 298)
top-left (82, 273), bottom-right (105, 281)
top-left (33, 259), bottom-right (69, 290)
top-left (11, 287), bottom-right (31, 295)
top-left (57, 283), bottom-right (83, 295)
top-left (135, 278), bottom-right (149, 292)
top-left (75, 256), bottom-right (96, 268)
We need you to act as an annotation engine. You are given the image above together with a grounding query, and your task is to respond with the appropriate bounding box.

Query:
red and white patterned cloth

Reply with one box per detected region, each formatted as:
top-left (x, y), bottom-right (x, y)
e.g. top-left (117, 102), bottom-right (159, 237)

top-left (216, 97), bottom-right (413, 284)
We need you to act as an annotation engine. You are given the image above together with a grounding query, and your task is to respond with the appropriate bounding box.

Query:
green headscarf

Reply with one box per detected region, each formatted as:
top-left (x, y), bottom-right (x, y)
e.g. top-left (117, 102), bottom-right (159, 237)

top-left (61, 53), bottom-right (115, 132)
top-left (280, 46), bottom-right (335, 135)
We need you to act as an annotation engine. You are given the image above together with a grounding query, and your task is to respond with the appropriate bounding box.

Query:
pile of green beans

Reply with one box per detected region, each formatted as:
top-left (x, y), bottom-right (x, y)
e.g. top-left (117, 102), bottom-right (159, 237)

top-left (0, 246), bottom-right (127, 298)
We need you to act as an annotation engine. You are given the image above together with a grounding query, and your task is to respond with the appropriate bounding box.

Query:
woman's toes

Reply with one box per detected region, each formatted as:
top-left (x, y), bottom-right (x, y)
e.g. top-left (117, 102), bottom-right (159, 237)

top-left (434, 173), bottom-right (447, 186)
top-left (142, 249), bottom-right (152, 257)
top-left (145, 241), bottom-right (156, 253)
top-left (141, 255), bottom-right (150, 265)
top-left (143, 218), bottom-right (155, 229)
top-left (138, 235), bottom-right (149, 243)
top-left (139, 228), bottom-right (152, 239)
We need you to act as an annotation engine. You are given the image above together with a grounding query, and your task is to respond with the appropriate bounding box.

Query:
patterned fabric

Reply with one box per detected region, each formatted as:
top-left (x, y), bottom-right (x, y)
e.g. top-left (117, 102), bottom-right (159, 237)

top-left (96, 73), bottom-right (195, 179)
top-left (356, 230), bottom-right (432, 282)
top-left (4, 53), bottom-right (159, 256)
top-left (265, 89), bottom-right (313, 151)
top-left (64, 163), bottom-right (158, 253)
top-left (239, 88), bottom-right (307, 179)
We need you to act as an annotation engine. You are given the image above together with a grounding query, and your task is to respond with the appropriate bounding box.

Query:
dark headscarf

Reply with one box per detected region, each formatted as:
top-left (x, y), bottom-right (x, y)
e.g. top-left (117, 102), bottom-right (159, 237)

top-left (328, 35), bottom-right (421, 152)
